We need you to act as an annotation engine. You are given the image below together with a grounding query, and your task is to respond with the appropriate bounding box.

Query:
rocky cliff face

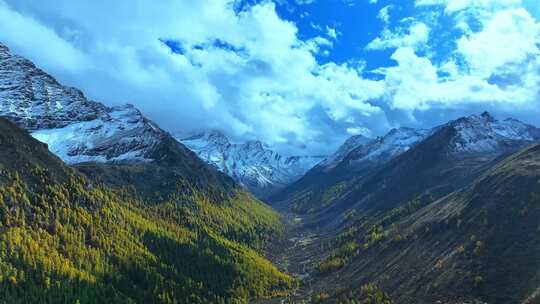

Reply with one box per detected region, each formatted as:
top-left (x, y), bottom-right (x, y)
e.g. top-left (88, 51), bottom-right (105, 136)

top-left (446, 111), bottom-right (540, 154)
top-left (0, 43), bottom-right (168, 164)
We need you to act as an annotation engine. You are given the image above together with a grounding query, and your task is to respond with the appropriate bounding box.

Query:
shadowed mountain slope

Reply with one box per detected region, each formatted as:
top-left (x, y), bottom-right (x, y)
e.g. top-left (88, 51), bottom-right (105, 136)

top-left (315, 141), bottom-right (540, 304)
top-left (0, 117), bottom-right (294, 303)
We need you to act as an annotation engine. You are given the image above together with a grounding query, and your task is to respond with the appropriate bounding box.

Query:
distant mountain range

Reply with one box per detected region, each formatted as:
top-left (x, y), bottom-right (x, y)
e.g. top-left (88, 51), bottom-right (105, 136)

top-left (271, 110), bottom-right (540, 214)
top-left (319, 127), bottom-right (431, 171)
top-left (268, 109), bottom-right (540, 304)
top-left (178, 130), bottom-right (325, 198)
top-left (3, 40), bottom-right (540, 304)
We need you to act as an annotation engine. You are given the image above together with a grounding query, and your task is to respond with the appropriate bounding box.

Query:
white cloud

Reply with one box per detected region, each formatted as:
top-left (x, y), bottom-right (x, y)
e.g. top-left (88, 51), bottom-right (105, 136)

top-left (381, 45), bottom-right (539, 112)
top-left (342, 0), bottom-right (358, 6)
top-left (456, 8), bottom-right (540, 77)
top-left (0, 1), bottom-right (90, 73)
top-left (378, 5), bottom-right (394, 24)
top-left (326, 25), bottom-right (338, 40)
top-left (0, 0), bottom-right (385, 155)
top-left (366, 22), bottom-right (431, 51)
top-left (346, 126), bottom-right (373, 136)
top-left (311, 22), bottom-right (323, 31)
top-left (1, 0), bottom-right (539, 155)
top-left (415, 0), bottom-right (522, 12)
top-left (362, 0), bottom-right (540, 126)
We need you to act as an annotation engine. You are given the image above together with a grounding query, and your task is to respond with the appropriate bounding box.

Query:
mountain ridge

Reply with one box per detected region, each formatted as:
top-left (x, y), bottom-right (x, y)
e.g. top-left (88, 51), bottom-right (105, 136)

top-left (0, 117), bottom-right (295, 303)
top-left (0, 42), bottom-right (169, 164)
top-left (178, 129), bottom-right (325, 198)
top-left (271, 111), bottom-right (540, 216)
top-left (313, 140), bottom-right (540, 304)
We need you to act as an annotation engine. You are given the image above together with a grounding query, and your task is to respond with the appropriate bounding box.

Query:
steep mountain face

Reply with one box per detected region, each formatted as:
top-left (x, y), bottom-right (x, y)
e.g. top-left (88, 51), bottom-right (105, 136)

top-left (272, 112), bottom-right (540, 217)
top-left (448, 111), bottom-right (540, 153)
top-left (315, 141), bottom-right (540, 304)
top-left (271, 113), bottom-right (540, 303)
top-left (0, 43), bottom-right (167, 164)
top-left (270, 127), bottom-right (431, 213)
top-left (264, 114), bottom-right (540, 303)
top-left (178, 130), bottom-right (324, 198)
top-left (0, 117), bottom-right (294, 303)
top-left (319, 127), bottom-right (430, 172)
top-left (0, 42), bottom-right (299, 303)
top-left (0, 42), bottom-right (242, 203)
top-left (318, 134), bottom-right (372, 170)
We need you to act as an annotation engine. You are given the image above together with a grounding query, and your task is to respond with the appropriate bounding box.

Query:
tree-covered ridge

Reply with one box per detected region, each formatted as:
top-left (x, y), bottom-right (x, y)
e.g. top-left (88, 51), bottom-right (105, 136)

top-left (309, 142), bottom-right (540, 303)
top-left (0, 118), bottom-right (294, 303)
top-left (76, 162), bottom-right (283, 250)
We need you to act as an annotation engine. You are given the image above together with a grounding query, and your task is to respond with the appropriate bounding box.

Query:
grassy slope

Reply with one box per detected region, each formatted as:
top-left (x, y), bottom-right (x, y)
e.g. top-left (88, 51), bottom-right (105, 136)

top-left (315, 142), bottom-right (540, 304)
top-left (0, 118), bottom-right (294, 303)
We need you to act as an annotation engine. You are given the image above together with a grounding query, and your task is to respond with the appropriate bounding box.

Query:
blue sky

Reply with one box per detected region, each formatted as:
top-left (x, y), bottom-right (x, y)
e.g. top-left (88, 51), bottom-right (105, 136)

top-left (273, 0), bottom-right (408, 68)
top-left (1, 0), bottom-right (539, 155)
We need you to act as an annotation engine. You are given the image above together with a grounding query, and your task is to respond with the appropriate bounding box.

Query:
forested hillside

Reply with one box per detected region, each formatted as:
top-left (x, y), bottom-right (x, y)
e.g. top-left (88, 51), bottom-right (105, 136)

top-left (0, 118), bottom-right (294, 303)
top-left (311, 142), bottom-right (540, 303)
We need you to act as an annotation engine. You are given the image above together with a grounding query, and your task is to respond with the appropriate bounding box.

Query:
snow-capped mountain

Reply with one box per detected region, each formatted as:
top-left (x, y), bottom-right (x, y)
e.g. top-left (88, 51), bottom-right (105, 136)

top-left (0, 43), bottom-right (167, 164)
top-left (319, 112), bottom-right (539, 173)
top-left (345, 127), bottom-right (431, 168)
top-left (319, 127), bottom-right (431, 171)
top-left (178, 130), bottom-right (325, 198)
top-left (318, 134), bottom-right (372, 169)
top-left (447, 111), bottom-right (540, 154)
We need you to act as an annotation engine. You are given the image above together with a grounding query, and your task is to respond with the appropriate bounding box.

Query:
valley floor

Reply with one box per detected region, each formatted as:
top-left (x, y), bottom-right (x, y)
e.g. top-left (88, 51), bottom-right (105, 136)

top-left (258, 213), bottom-right (337, 303)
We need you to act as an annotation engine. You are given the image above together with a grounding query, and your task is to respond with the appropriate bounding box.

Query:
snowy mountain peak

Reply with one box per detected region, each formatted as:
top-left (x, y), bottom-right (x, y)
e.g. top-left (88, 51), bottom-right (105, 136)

top-left (178, 131), bottom-right (325, 198)
top-left (448, 113), bottom-right (540, 153)
top-left (0, 42), bottom-right (168, 164)
top-left (320, 127), bottom-right (430, 171)
top-left (319, 134), bottom-right (372, 169)
top-left (345, 127), bottom-right (430, 168)
top-left (480, 111), bottom-right (496, 122)
top-left (0, 45), bottom-right (11, 57)
top-left (182, 130), bottom-right (231, 147)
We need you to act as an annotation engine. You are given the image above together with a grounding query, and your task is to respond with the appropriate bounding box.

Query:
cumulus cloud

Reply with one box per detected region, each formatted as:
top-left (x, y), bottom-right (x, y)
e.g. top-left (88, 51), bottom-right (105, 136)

top-left (0, 1), bottom-right (90, 72)
top-left (326, 25), bottom-right (338, 40)
top-left (456, 8), bottom-right (540, 77)
top-left (0, 0), bottom-right (388, 155)
top-left (376, 5), bottom-right (540, 117)
top-left (0, 0), bottom-right (538, 155)
top-left (362, 0), bottom-right (540, 127)
top-left (381, 47), bottom-right (527, 110)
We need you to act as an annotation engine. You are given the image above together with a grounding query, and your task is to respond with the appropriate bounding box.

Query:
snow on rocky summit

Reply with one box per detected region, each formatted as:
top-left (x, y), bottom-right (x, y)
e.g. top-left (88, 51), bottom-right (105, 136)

top-left (178, 130), bottom-right (325, 198)
top-left (0, 43), bottom-right (167, 164)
